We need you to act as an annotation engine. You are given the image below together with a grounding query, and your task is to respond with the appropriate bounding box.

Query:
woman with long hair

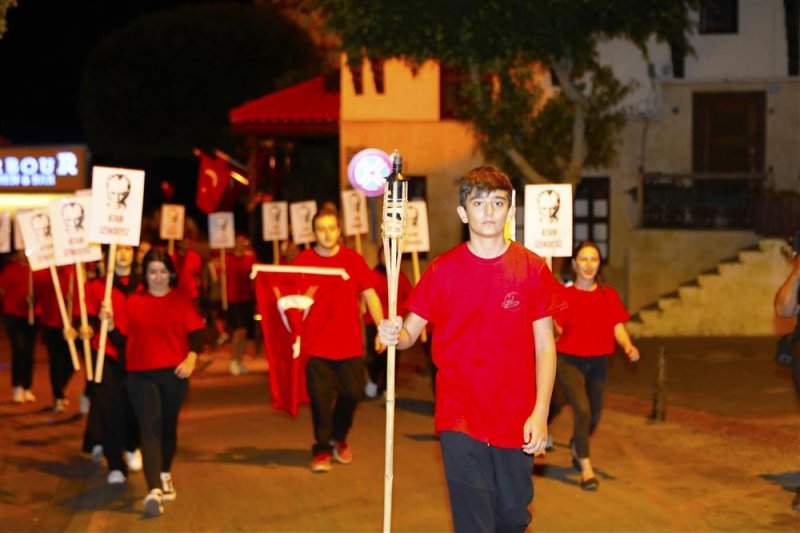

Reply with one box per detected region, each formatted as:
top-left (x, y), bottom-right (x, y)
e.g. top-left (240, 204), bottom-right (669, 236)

top-left (552, 240), bottom-right (639, 491)
top-left (124, 249), bottom-right (205, 516)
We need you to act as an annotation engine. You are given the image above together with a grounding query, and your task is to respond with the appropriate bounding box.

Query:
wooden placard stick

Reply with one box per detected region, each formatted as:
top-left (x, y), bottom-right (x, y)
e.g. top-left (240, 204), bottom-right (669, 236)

top-left (167, 239), bottom-right (174, 256)
top-left (220, 248), bottom-right (228, 311)
top-left (76, 262), bottom-right (94, 381)
top-left (67, 270), bottom-right (74, 321)
top-left (94, 243), bottom-right (117, 383)
top-left (354, 233), bottom-right (362, 255)
top-left (49, 264), bottom-right (80, 371)
top-left (272, 240), bottom-right (280, 265)
top-left (27, 268), bottom-right (34, 326)
top-left (381, 149), bottom-right (408, 533)
top-left (410, 251), bottom-right (427, 343)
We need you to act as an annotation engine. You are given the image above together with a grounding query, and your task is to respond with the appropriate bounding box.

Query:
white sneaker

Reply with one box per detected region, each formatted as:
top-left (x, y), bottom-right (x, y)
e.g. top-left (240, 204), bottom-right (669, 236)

top-left (126, 449), bottom-right (143, 472)
top-left (230, 359), bottom-right (250, 376)
top-left (12, 386), bottom-right (24, 404)
top-left (23, 390), bottom-right (36, 402)
top-left (53, 398), bottom-right (69, 413)
top-left (79, 394), bottom-right (90, 415)
top-left (107, 470), bottom-right (126, 484)
top-left (364, 380), bottom-right (378, 399)
top-left (91, 444), bottom-right (104, 463)
top-left (160, 472), bottom-right (176, 501)
top-left (545, 434), bottom-right (554, 451)
top-left (143, 488), bottom-right (164, 516)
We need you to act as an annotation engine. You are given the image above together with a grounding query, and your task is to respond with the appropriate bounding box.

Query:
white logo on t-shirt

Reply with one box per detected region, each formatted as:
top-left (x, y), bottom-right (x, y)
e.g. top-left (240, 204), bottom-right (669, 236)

top-left (501, 291), bottom-right (521, 311)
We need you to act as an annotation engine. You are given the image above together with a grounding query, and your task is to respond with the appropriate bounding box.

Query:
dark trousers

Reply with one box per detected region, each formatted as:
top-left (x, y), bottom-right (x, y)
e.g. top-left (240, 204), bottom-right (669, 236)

top-left (364, 323), bottom-right (400, 394)
top-left (556, 354), bottom-right (608, 459)
top-left (440, 431), bottom-right (533, 533)
top-left (4, 315), bottom-right (37, 389)
top-left (305, 356), bottom-right (365, 456)
top-left (42, 325), bottom-right (74, 401)
top-left (89, 355), bottom-right (140, 473)
top-left (127, 368), bottom-right (188, 491)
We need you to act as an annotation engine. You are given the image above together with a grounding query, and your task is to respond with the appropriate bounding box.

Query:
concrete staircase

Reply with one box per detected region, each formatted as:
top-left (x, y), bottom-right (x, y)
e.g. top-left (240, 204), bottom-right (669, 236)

top-left (627, 239), bottom-right (794, 337)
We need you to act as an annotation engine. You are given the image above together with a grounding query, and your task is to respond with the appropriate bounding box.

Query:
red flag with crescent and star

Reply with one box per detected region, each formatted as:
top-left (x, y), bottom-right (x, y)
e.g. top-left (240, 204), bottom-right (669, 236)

top-left (252, 265), bottom-right (350, 416)
top-left (195, 150), bottom-right (229, 214)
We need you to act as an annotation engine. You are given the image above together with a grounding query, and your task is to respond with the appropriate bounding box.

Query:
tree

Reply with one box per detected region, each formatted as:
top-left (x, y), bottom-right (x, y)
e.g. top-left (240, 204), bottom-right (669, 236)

top-left (315, 0), bottom-right (697, 187)
top-left (80, 2), bottom-right (321, 161)
top-left (0, 0), bottom-right (17, 39)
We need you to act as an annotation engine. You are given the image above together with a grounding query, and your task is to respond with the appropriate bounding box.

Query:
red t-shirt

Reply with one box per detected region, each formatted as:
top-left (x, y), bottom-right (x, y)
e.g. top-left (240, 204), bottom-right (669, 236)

top-left (408, 242), bottom-right (565, 448)
top-left (224, 250), bottom-right (257, 303)
top-left (174, 249), bottom-right (203, 300)
top-left (125, 290), bottom-right (205, 371)
top-left (0, 260), bottom-right (32, 318)
top-left (33, 265), bottom-right (76, 328)
top-left (364, 267), bottom-right (413, 325)
top-left (292, 246), bottom-right (377, 360)
top-left (85, 276), bottom-right (139, 359)
top-left (554, 284), bottom-right (629, 357)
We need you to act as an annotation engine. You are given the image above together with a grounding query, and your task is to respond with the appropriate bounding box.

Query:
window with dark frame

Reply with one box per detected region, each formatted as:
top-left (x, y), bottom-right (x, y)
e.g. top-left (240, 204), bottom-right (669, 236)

top-left (573, 177), bottom-right (610, 260)
top-left (692, 91), bottom-right (765, 173)
top-left (699, 0), bottom-right (738, 34)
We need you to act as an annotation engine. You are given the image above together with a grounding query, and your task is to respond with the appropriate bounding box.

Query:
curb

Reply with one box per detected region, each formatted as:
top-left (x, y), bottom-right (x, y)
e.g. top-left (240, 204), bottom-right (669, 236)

top-left (606, 392), bottom-right (799, 452)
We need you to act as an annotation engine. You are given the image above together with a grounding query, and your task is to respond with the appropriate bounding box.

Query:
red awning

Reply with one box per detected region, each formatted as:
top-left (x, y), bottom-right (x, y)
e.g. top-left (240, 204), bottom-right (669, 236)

top-left (229, 76), bottom-right (339, 137)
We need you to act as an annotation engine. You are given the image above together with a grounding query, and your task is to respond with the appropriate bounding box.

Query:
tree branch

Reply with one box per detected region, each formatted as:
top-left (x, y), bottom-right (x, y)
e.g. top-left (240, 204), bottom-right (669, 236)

top-left (553, 57), bottom-right (589, 185)
top-left (506, 148), bottom-right (551, 184)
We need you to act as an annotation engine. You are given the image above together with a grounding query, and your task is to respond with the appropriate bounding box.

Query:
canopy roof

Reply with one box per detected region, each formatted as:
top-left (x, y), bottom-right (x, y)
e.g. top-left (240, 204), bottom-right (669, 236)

top-left (229, 76), bottom-right (339, 137)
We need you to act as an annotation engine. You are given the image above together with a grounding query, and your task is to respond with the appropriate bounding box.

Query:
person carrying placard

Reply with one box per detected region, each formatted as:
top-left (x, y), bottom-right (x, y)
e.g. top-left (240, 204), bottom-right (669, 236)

top-left (34, 264), bottom-right (78, 413)
top-left (378, 166), bottom-right (563, 532)
top-left (79, 244), bottom-right (143, 484)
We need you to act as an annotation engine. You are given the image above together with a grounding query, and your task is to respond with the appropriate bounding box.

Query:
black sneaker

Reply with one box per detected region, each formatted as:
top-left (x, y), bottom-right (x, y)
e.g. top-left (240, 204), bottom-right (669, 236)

top-left (143, 489), bottom-right (164, 516)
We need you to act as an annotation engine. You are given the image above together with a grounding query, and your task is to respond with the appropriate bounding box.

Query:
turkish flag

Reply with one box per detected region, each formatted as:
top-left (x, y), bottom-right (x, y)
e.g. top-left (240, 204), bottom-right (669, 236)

top-left (253, 265), bottom-right (349, 416)
top-left (215, 151), bottom-right (249, 212)
top-left (195, 151), bottom-right (229, 214)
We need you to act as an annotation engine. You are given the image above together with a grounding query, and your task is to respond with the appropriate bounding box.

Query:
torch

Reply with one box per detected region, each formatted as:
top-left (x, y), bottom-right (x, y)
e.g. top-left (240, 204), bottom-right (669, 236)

top-left (381, 149), bottom-right (408, 533)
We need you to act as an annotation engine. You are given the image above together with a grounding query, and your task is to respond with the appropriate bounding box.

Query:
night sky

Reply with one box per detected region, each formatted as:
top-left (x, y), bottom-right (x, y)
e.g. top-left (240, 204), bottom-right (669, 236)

top-left (0, 0), bottom-right (200, 145)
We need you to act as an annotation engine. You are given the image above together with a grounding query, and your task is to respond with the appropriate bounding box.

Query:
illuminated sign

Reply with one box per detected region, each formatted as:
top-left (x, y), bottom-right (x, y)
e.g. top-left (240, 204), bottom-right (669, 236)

top-left (0, 145), bottom-right (88, 192)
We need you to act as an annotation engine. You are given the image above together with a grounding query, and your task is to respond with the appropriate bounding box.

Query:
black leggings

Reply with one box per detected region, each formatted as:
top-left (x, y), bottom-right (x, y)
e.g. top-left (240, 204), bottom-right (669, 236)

top-left (556, 354), bottom-right (608, 460)
top-left (4, 314), bottom-right (37, 389)
top-left (42, 325), bottom-right (74, 400)
top-left (127, 368), bottom-right (188, 491)
top-left (91, 355), bottom-right (140, 473)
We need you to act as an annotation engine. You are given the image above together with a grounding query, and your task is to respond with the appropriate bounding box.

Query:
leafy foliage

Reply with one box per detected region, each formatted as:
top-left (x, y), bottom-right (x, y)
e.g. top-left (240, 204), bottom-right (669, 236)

top-left (315, 0), bottom-right (696, 185)
top-left (0, 0), bottom-right (17, 39)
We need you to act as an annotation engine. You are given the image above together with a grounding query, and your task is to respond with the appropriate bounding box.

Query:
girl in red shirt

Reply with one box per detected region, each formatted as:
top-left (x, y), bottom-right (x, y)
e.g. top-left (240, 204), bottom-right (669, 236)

top-left (82, 244), bottom-right (142, 484)
top-left (0, 251), bottom-right (37, 403)
top-left (552, 240), bottom-right (640, 491)
top-left (124, 249), bottom-right (205, 517)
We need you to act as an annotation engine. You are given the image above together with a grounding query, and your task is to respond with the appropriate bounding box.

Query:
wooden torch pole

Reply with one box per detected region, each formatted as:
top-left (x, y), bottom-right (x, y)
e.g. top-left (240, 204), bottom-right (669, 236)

top-left (381, 150), bottom-right (407, 533)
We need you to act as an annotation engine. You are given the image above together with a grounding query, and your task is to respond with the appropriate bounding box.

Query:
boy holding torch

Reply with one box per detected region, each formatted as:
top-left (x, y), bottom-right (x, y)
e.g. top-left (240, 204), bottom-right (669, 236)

top-left (379, 166), bottom-right (563, 532)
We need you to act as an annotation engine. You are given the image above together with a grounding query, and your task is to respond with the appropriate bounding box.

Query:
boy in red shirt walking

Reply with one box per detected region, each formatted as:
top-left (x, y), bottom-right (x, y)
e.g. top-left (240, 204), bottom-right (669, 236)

top-left (379, 166), bottom-right (562, 532)
top-left (292, 208), bottom-right (384, 473)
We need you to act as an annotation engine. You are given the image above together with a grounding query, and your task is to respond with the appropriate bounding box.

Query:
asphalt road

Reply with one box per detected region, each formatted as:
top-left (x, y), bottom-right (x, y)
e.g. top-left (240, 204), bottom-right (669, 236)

top-left (0, 336), bottom-right (798, 532)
